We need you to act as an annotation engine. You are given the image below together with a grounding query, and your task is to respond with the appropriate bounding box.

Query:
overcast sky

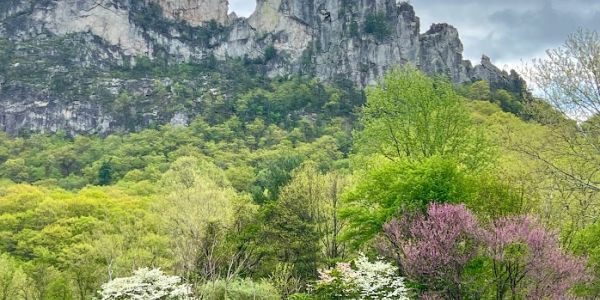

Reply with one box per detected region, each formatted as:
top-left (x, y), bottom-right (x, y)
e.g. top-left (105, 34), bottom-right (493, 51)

top-left (229, 0), bottom-right (600, 71)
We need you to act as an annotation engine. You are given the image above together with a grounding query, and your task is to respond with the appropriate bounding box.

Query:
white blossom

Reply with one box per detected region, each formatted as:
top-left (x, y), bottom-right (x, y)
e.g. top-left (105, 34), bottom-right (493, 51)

top-left (353, 254), bottom-right (410, 300)
top-left (98, 268), bottom-right (195, 300)
top-left (316, 253), bottom-right (410, 300)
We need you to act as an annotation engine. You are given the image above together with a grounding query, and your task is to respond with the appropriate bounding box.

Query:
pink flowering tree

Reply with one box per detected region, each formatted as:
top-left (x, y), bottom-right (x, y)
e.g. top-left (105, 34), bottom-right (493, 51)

top-left (383, 204), bottom-right (589, 299)
top-left (486, 216), bottom-right (589, 300)
top-left (383, 203), bottom-right (483, 299)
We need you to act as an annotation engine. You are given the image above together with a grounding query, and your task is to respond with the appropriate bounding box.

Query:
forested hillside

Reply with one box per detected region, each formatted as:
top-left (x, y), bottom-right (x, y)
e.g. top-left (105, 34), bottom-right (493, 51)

top-left (0, 2), bottom-right (599, 297)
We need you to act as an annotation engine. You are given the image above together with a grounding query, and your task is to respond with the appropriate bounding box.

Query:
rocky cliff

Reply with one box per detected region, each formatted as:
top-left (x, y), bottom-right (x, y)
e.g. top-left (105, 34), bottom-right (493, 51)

top-left (0, 0), bottom-right (526, 135)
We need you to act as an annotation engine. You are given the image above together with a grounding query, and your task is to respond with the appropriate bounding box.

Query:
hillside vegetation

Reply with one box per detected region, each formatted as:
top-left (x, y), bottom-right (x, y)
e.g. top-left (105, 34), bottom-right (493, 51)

top-left (0, 33), bottom-right (599, 299)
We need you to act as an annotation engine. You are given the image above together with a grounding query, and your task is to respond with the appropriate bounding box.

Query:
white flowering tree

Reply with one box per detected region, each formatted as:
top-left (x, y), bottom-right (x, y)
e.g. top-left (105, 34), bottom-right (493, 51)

top-left (315, 254), bottom-right (410, 299)
top-left (98, 268), bottom-right (195, 300)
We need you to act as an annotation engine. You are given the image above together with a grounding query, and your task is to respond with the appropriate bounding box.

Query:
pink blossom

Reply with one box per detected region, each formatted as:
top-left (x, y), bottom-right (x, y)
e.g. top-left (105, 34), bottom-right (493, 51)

top-left (486, 216), bottom-right (589, 299)
top-left (384, 204), bottom-right (482, 298)
top-left (383, 204), bottom-right (590, 299)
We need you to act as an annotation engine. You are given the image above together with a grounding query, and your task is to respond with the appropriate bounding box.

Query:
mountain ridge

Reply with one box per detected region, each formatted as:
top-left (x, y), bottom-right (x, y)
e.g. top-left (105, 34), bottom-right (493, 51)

top-left (0, 0), bottom-right (527, 135)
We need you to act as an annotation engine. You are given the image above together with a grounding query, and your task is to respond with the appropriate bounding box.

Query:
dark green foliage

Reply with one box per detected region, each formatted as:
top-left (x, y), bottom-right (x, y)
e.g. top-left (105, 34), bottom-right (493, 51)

top-left (128, 0), bottom-right (230, 47)
top-left (98, 160), bottom-right (113, 186)
top-left (349, 21), bottom-right (360, 37)
top-left (260, 198), bottom-right (321, 280)
top-left (364, 13), bottom-right (391, 41)
top-left (459, 80), bottom-right (527, 116)
top-left (130, 1), bottom-right (164, 30)
top-left (252, 154), bottom-right (304, 203)
top-left (264, 45), bottom-right (278, 62)
top-left (493, 89), bottom-right (524, 115)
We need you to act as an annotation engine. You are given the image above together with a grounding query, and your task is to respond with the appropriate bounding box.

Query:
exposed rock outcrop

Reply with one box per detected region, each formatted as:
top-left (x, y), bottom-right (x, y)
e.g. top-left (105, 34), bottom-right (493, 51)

top-left (157, 0), bottom-right (229, 26)
top-left (31, 0), bottom-right (149, 56)
top-left (0, 0), bottom-right (528, 135)
top-left (473, 55), bottom-right (528, 95)
top-left (1, 0), bottom-right (516, 85)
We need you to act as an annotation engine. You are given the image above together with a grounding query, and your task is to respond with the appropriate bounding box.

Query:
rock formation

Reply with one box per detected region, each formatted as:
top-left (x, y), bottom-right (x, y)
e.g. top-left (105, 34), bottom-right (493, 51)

top-left (157, 0), bottom-right (229, 26)
top-left (0, 0), bottom-right (527, 135)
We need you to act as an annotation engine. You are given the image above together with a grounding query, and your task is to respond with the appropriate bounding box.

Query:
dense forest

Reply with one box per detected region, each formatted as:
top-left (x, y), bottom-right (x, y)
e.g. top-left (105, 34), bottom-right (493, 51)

top-left (0, 29), bottom-right (599, 300)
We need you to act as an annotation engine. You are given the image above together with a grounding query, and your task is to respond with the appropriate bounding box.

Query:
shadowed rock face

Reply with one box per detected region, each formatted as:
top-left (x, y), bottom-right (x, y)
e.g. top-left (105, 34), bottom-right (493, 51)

top-left (0, 0), bottom-right (526, 135)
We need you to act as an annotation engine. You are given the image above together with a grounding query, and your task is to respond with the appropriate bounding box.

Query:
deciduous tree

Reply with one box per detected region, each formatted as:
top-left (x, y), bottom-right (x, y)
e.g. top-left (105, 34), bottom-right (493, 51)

top-left (383, 204), bottom-right (482, 299)
top-left (485, 216), bottom-right (589, 300)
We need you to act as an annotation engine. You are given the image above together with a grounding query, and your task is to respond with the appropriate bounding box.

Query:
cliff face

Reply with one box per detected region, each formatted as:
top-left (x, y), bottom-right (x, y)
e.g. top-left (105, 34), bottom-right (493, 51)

top-left (221, 0), bottom-right (472, 83)
top-left (0, 0), bottom-right (526, 135)
top-left (157, 0), bottom-right (229, 26)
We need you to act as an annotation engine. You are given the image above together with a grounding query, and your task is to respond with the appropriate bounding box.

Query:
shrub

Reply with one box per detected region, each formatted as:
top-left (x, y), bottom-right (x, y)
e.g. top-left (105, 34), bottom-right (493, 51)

top-left (98, 268), bottom-right (194, 300)
top-left (288, 293), bottom-right (314, 300)
top-left (486, 216), bottom-right (589, 299)
top-left (269, 263), bottom-right (302, 298)
top-left (382, 204), bottom-right (589, 299)
top-left (364, 13), bottom-right (391, 41)
top-left (264, 45), bottom-right (277, 62)
top-left (197, 279), bottom-right (280, 300)
top-left (314, 254), bottom-right (410, 299)
top-left (383, 204), bottom-right (482, 299)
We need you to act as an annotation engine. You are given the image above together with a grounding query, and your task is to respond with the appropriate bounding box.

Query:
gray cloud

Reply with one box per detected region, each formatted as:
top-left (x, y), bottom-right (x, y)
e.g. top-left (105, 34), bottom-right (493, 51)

top-left (229, 0), bottom-right (600, 69)
top-left (411, 0), bottom-right (600, 68)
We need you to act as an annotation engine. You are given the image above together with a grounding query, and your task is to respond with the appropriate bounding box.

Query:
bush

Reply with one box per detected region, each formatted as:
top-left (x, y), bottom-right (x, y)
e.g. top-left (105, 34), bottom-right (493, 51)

top-left (364, 13), bottom-right (391, 41)
top-left (314, 254), bottom-right (410, 299)
top-left (383, 204), bottom-right (482, 299)
top-left (264, 45), bottom-right (277, 62)
top-left (198, 279), bottom-right (280, 300)
top-left (288, 293), bottom-right (314, 300)
top-left (98, 268), bottom-right (194, 300)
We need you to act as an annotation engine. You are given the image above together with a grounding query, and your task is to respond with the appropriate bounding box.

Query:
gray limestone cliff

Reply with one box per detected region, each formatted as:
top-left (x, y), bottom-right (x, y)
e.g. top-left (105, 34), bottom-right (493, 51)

top-left (157, 0), bottom-right (229, 26)
top-left (0, 0), bottom-right (527, 135)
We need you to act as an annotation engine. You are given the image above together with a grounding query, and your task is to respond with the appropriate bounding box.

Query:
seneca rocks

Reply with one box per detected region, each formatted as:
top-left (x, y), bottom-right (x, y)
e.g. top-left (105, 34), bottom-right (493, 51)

top-left (0, 0), bottom-right (526, 135)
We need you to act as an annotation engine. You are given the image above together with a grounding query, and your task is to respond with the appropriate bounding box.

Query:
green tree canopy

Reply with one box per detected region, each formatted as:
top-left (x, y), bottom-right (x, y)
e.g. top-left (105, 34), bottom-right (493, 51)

top-left (355, 66), bottom-right (492, 170)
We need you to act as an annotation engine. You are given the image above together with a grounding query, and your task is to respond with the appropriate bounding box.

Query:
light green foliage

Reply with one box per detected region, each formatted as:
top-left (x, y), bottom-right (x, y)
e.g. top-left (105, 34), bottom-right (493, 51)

top-left (468, 80), bottom-right (491, 100)
top-left (159, 157), bottom-right (258, 281)
top-left (342, 156), bottom-right (474, 245)
top-left (492, 89), bottom-right (523, 114)
top-left (345, 67), bottom-right (499, 246)
top-left (269, 263), bottom-right (303, 298)
top-left (258, 162), bottom-right (352, 281)
top-left (0, 75), bottom-right (358, 194)
top-left (197, 279), bottom-right (280, 300)
top-left (458, 79), bottom-right (527, 116)
top-left (278, 163), bottom-right (351, 262)
top-left (0, 254), bottom-right (31, 300)
top-left (484, 105), bottom-right (600, 239)
top-left (356, 66), bottom-right (491, 170)
top-left (572, 222), bottom-right (600, 297)
top-left (0, 184), bottom-right (172, 299)
top-left (0, 71), bottom-right (358, 297)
